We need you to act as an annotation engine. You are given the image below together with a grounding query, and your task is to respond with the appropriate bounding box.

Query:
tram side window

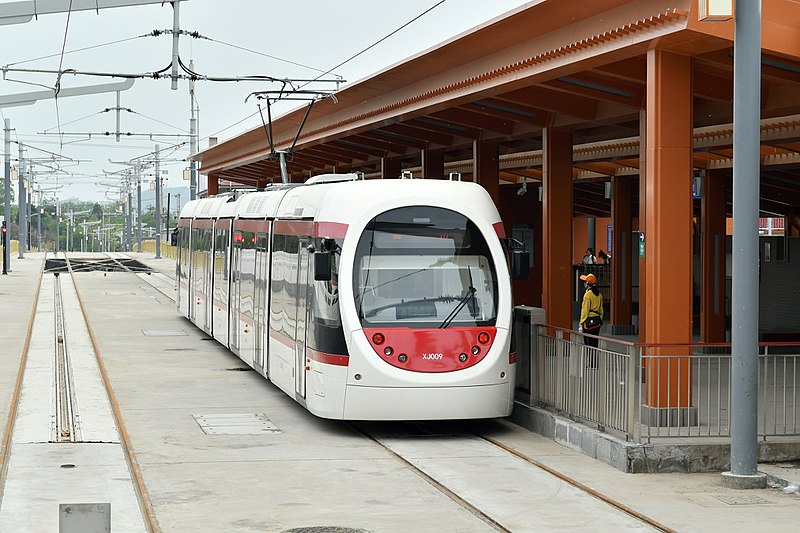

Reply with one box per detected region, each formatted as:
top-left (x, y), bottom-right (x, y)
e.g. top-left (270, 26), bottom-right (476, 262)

top-left (239, 231), bottom-right (257, 321)
top-left (269, 234), bottom-right (291, 340)
top-left (308, 237), bottom-right (347, 356)
top-left (214, 228), bottom-right (230, 306)
top-left (179, 226), bottom-right (190, 284)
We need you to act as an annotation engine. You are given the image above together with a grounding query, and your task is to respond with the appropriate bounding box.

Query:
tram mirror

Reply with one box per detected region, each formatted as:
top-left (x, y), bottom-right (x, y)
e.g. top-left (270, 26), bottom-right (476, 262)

top-left (314, 251), bottom-right (332, 281)
top-left (512, 251), bottom-right (529, 280)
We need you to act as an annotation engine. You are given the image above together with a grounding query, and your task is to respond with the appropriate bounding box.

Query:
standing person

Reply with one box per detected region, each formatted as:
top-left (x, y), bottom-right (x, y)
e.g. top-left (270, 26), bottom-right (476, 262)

top-left (582, 247), bottom-right (596, 264)
top-left (598, 250), bottom-right (611, 264)
top-left (579, 273), bottom-right (603, 350)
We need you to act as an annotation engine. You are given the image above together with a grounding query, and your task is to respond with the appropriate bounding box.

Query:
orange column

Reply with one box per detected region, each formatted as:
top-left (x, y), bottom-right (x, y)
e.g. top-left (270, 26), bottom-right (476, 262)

top-left (422, 148), bottom-right (445, 179)
top-left (701, 169), bottom-right (727, 343)
top-left (611, 176), bottom-right (633, 332)
top-left (644, 49), bottom-right (693, 414)
top-left (473, 139), bottom-right (499, 205)
top-left (207, 173), bottom-right (219, 196)
top-left (542, 128), bottom-right (573, 330)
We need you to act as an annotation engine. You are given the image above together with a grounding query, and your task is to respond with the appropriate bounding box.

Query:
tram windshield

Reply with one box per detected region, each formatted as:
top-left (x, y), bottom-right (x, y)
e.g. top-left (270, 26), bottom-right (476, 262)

top-left (354, 206), bottom-right (498, 328)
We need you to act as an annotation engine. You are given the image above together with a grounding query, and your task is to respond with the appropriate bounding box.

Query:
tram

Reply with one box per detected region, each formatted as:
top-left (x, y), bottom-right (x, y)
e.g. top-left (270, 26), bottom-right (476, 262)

top-left (176, 174), bottom-right (522, 420)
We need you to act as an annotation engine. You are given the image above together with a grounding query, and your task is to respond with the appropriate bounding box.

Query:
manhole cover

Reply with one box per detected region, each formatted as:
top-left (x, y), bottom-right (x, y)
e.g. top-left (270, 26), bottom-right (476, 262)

top-left (714, 494), bottom-right (770, 505)
top-left (142, 330), bottom-right (188, 337)
top-left (282, 526), bottom-right (369, 533)
top-left (192, 413), bottom-right (281, 435)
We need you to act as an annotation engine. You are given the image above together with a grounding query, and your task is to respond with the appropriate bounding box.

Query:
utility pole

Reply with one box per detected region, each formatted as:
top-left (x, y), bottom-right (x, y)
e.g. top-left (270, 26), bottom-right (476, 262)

top-left (17, 142), bottom-right (25, 258)
top-left (55, 200), bottom-right (61, 254)
top-left (137, 173), bottom-right (142, 251)
top-left (189, 59), bottom-right (198, 200)
top-left (155, 144), bottom-right (162, 259)
top-left (26, 172), bottom-right (32, 251)
top-left (127, 187), bottom-right (133, 252)
top-left (166, 192), bottom-right (171, 242)
top-left (4, 118), bottom-right (11, 269)
top-left (36, 189), bottom-right (42, 252)
top-left (171, 1), bottom-right (181, 91)
top-left (723, 0), bottom-right (767, 490)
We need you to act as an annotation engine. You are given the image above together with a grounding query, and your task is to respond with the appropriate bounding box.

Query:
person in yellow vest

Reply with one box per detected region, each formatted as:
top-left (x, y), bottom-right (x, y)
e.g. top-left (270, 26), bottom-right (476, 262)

top-left (579, 273), bottom-right (603, 349)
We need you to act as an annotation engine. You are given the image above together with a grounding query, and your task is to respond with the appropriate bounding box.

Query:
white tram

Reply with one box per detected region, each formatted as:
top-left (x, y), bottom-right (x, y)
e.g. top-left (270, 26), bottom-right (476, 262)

top-left (176, 174), bottom-right (522, 420)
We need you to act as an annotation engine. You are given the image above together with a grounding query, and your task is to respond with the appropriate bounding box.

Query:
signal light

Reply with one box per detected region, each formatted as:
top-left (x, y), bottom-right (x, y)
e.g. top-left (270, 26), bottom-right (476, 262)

top-left (471, 346), bottom-right (480, 355)
top-left (383, 347), bottom-right (393, 356)
top-left (398, 354), bottom-right (407, 363)
top-left (372, 332), bottom-right (385, 345)
top-left (477, 332), bottom-right (490, 344)
top-left (459, 353), bottom-right (468, 362)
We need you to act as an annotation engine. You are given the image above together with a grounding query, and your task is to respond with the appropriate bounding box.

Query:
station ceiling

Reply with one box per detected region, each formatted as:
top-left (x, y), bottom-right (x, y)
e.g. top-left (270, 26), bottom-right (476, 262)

top-left (194, 0), bottom-right (800, 219)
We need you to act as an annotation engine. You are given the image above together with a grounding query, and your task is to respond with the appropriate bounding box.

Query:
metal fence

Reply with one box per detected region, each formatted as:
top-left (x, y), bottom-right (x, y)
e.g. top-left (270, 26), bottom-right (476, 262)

top-left (523, 322), bottom-right (800, 443)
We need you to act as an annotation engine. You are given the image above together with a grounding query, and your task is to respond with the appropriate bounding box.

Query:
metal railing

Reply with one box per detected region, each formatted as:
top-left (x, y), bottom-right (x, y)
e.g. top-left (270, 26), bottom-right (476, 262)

top-left (522, 321), bottom-right (800, 443)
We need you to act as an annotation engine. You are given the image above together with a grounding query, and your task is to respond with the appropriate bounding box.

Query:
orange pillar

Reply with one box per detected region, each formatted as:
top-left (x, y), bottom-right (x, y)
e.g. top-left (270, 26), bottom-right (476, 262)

top-left (207, 173), bottom-right (219, 196)
top-left (611, 176), bottom-right (633, 332)
top-left (542, 128), bottom-right (573, 330)
top-left (381, 157), bottom-right (401, 179)
top-left (422, 148), bottom-right (445, 179)
top-left (700, 169), bottom-right (727, 343)
top-left (644, 49), bottom-right (693, 415)
top-left (638, 109), bottom-right (647, 339)
top-left (473, 139), bottom-right (499, 205)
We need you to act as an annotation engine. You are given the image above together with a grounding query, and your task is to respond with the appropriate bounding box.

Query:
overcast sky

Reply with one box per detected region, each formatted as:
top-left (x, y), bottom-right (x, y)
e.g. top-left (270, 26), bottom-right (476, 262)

top-left (0, 0), bottom-right (530, 204)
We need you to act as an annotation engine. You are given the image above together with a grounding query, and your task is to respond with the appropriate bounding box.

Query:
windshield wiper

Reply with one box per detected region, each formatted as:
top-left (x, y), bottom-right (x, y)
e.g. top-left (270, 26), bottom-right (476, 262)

top-left (438, 286), bottom-right (476, 329)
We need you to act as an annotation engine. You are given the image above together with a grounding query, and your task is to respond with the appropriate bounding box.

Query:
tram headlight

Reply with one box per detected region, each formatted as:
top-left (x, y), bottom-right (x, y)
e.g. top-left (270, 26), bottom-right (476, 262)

top-left (459, 353), bottom-right (468, 362)
top-left (372, 332), bottom-right (385, 345)
top-left (471, 346), bottom-right (480, 355)
top-left (398, 354), bottom-right (408, 363)
top-left (384, 347), bottom-right (393, 356)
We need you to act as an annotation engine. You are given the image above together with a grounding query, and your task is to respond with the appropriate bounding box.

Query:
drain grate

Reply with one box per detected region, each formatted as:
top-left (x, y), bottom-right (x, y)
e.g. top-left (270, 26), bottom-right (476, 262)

top-left (192, 413), bottom-right (281, 435)
top-left (714, 494), bottom-right (770, 505)
top-left (282, 526), bottom-right (369, 533)
top-left (142, 330), bottom-right (188, 337)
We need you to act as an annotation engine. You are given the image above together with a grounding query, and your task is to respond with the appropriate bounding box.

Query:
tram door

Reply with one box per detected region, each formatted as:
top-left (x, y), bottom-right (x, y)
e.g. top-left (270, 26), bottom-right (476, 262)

top-left (229, 231), bottom-right (242, 354)
top-left (253, 234), bottom-right (269, 372)
top-left (294, 238), bottom-right (310, 398)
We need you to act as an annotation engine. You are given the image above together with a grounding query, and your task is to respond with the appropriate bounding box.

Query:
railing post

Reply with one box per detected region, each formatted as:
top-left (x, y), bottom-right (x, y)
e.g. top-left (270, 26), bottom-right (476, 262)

top-left (627, 344), bottom-right (639, 441)
top-left (530, 322), bottom-right (539, 407)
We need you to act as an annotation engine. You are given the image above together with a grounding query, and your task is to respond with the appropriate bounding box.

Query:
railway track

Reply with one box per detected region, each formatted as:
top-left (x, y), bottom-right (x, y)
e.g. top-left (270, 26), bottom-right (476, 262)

top-left (353, 420), bottom-right (675, 532)
top-left (0, 252), bottom-right (157, 532)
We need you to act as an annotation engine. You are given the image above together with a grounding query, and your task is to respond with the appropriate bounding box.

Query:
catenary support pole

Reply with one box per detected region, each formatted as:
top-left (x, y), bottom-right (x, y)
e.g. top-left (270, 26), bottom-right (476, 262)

top-left (37, 189), bottom-right (41, 252)
top-left (17, 143), bottom-right (25, 258)
top-left (171, 1), bottom-right (180, 91)
top-left (723, 0), bottom-right (766, 489)
top-left (4, 118), bottom-right (10, 269)
top-left (189, 60), bottom-right (198, 200)
top-left (137, 173), bottom-right (142, 251)
top-left (127, 189), bottom-right (133, 252)
top-left (155, 144), bottom-right (162, 258)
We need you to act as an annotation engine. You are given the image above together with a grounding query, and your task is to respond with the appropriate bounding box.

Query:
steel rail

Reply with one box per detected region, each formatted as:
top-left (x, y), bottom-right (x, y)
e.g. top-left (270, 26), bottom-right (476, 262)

top-left (0, 253), bottom-right (45, 505)
top-left (479, 434), bottom-right (675, 533)
top-left (66, 254), bottom-right (161, 533)
top-left (350, 422), bottom-right (510, 532)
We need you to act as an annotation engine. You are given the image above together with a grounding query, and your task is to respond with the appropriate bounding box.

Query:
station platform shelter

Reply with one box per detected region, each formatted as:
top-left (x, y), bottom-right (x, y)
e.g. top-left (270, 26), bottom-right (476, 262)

top-left (193, 0), bottom-right (800, 350)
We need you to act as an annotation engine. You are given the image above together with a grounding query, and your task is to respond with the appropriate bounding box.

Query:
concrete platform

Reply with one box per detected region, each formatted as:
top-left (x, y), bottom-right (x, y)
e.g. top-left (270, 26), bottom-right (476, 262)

top-left (0, 251), bottom-right (799, 532)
